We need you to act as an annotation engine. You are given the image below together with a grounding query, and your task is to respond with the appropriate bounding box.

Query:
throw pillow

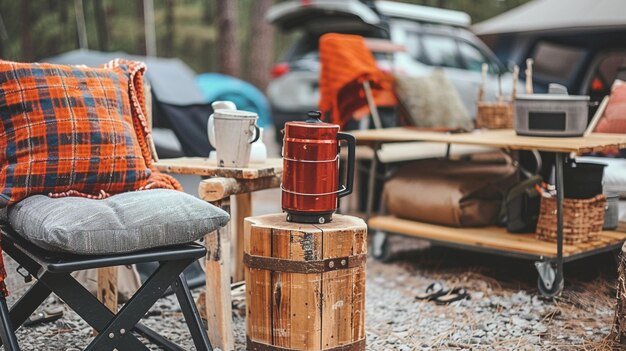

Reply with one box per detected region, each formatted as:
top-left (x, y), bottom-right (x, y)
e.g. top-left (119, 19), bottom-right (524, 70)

top-left (595, 79), bottom-right (626, 133)
top-left (394, 69), bottom-right (473, 131)
top-left (0, 59), bottom-right (179, 207)
top-left (8, 189), bottom-right (230, 254)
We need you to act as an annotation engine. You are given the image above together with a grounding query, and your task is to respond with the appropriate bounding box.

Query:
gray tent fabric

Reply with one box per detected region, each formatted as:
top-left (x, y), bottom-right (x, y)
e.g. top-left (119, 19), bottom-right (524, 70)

top-left (473, 0), bottom-right (626, 35)
top-left (44, 49), bottom-right (205, 105)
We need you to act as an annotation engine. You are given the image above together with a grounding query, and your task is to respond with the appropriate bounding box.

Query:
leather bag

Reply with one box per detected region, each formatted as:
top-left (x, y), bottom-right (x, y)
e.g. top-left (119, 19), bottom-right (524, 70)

top-left (384, 157), bottom-right (518, 227)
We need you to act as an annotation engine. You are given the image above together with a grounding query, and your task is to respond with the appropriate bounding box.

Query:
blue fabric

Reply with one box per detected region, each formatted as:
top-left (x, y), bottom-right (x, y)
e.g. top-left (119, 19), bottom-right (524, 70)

top-left (196, 73), bottom-right (271, 127)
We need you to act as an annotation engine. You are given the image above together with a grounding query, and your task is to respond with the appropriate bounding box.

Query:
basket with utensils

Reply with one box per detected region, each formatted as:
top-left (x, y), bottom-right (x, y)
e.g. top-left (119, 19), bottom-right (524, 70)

top-left (475, 60), bottom-right (526, 129)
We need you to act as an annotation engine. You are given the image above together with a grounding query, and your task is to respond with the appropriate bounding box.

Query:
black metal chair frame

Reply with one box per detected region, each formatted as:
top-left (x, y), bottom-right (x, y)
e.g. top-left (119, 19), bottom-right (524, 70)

top-left (0, 223), bottom-right (213, 351)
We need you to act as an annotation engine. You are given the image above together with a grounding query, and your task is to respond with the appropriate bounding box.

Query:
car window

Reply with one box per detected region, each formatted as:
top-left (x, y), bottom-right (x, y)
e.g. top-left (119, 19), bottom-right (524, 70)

top-left (421, 34), bottom-right (461, 69)
top-left (531, 41), bottom-right (585, 82)
top-left (404, 31), bottom-right (422, 62)
top-left (457, 41), bottom-right (497, 73)
top-left (596, 52), bottom-right (626, 84)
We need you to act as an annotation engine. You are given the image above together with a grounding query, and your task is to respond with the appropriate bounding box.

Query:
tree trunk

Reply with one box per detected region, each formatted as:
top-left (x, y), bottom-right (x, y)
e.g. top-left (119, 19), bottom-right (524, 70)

top-left (136, 0), bottom-right (146, 55)
top-left (216, 0), bottom-right (240, 77)
top-left (247, 0), bottom-right (274, 91)
top-left (163, 0), bottom-right (175, 56)
top-left (614, 243), bottom-right (626, 344)
top-left (21, 0), bottom-right (33, 61)
top-left (93, 0), bottom-right (109, 51)
top-left (203, 0), bottom-right (214, 25)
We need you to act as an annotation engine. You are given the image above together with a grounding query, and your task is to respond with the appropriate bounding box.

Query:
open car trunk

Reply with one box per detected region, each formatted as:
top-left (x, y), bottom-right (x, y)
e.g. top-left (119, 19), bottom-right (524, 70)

top-left (267, 0), bottom-right (384, 34)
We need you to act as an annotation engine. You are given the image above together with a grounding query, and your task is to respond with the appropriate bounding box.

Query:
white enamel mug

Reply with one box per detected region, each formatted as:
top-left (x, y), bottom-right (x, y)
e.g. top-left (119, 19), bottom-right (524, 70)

top-left (208, 100), bottom-right (237, 148)
top-left (208, 109), bottom-right (260, 168)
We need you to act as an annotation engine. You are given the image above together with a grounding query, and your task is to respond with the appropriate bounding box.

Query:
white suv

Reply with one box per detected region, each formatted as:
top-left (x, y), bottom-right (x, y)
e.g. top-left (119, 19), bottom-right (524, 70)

top-left (266, 0), bottom-right (519, 138)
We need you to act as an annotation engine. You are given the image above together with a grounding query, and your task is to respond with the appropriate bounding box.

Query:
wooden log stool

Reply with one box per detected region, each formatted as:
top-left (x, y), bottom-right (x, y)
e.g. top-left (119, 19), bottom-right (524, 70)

top-left (244, 214), bottom-right (367, 351)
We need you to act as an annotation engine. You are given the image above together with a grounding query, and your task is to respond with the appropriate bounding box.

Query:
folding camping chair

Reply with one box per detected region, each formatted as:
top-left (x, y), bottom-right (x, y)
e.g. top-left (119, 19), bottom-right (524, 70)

top-left (0, 221), bottom-right (212, 351)
top-left (0, 61), bottom-right (216, 350)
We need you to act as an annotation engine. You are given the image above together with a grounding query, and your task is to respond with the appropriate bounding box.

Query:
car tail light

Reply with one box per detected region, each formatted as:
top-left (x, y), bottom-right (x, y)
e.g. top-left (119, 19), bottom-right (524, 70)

top-left (271, 63), bottom-right (290, 78)
top-left (591, 77), bottom-right (604, 91)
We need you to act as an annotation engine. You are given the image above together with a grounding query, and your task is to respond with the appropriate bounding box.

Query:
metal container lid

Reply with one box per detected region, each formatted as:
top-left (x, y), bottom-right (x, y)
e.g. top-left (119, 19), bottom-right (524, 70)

top-left (516, 94), bottom-right (590, 101)
top-left (517, 83), bottom-right (590, 101)
top-left (285, 111), bottom-right (339, 129)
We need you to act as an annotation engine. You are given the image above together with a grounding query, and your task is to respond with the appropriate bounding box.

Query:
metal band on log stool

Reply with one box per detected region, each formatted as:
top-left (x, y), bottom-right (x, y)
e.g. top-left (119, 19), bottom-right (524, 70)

top-left (244, 252), bottom-right (366, 273)
top-left (247, 337), bottom-right (366, 351)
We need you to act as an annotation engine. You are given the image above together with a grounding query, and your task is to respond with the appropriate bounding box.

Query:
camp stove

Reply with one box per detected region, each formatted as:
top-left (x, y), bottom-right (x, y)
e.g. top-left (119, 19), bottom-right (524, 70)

top-left (281, 111), bottom-right (355, 224)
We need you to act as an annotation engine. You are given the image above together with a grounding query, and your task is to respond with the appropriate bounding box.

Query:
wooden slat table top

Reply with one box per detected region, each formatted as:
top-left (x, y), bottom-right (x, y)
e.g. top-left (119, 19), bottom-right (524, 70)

top-left (369, 215), bottom-right (626, 258)
top-left (351, 128), bottom-right (626, 154)
top-left (155, 157), bottom-right (283, 179)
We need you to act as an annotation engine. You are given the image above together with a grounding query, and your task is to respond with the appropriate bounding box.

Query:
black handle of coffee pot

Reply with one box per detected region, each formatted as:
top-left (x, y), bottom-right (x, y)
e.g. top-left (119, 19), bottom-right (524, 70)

top-left (336, 132), bottom-right (355, 198)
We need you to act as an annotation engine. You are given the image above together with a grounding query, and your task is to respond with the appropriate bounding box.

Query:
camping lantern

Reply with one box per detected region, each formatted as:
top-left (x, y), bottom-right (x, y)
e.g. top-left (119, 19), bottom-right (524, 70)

top-left (282, 111), bottom-right (356, 224)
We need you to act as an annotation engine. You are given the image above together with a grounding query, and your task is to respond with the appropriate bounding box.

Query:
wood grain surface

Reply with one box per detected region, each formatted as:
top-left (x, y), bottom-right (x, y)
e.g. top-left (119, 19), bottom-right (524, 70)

top-left (369, 215), bottom-right (626, 258)
top-left (155, 157), bottom-right (283, 179)
top-left (351, 128), bottom-right (626, 154)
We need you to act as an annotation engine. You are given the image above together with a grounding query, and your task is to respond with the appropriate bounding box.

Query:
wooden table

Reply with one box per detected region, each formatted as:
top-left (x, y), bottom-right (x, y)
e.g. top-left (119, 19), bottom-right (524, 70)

top-left (156, 157), bottom-right (282, 351)
top-left (352, 128), bottom-right (626, 153)
top-left (351, 127), bottom-right (626, 296)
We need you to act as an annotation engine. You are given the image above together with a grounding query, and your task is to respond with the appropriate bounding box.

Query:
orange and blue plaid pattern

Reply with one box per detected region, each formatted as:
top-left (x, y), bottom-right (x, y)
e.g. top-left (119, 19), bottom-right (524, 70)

top-left (0, 60), bottom-right (155, 207)
top-left (0, 59), bottom-right (183, 295)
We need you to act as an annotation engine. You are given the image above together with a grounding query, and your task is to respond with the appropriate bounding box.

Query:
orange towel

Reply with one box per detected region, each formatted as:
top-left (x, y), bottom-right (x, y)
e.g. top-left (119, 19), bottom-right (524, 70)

top-left (318, 33), bottom-right (396, 128)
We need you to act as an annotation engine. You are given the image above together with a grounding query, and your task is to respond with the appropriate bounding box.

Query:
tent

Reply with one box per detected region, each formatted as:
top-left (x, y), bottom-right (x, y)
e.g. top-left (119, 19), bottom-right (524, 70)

top-left (471, 0), bottom-right (626, 94)
top-left (472, 0), bottom-right (626, 36)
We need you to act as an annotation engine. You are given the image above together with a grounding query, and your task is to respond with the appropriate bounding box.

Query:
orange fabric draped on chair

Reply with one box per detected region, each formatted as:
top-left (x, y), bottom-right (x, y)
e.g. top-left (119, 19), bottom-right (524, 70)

top-left (318, 33), bottom-right (396, 128)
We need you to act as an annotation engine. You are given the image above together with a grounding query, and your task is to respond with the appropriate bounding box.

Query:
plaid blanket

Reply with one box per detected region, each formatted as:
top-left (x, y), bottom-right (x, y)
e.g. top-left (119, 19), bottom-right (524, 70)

top-left (318, 33), bottom-right (396, 128)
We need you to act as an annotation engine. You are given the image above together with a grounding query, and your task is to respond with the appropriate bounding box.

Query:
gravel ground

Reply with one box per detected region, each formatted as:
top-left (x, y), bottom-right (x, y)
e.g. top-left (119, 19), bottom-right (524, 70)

top-left (2, 233), bottom-right (620, 350)
top-left (363, 237), bottom-right (617, 351)
top-left (2, 165), bottom-right (622, 350)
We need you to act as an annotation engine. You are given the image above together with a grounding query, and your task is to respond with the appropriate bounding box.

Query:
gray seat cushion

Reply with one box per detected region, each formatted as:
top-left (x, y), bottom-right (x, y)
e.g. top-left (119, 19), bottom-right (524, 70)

top-left (8, 189), bottom-right (229, 255)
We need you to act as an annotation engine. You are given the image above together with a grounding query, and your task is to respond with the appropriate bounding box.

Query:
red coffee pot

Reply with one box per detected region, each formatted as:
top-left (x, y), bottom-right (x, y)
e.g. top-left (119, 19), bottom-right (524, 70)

top-left (282, 111), bottom-right (356, 224)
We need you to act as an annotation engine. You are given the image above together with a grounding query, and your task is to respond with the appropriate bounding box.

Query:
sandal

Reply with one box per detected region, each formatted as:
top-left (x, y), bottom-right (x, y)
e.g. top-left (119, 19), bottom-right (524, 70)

top-left (434, 287), bottom-right (470, 305)
top-left (415, 282), bottom-right (448, 301)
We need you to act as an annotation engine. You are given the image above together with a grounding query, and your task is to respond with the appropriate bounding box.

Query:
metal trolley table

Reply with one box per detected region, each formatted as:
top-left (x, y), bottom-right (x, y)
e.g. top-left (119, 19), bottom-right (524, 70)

top-left (351, 128), bottom-right (626, 297)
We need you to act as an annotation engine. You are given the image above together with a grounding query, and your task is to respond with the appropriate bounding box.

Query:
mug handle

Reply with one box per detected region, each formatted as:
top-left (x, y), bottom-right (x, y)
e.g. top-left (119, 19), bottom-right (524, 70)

top-left (248, 124), bottom-right (261, 144)
top-left (207, 114), bottom-right (216, 148)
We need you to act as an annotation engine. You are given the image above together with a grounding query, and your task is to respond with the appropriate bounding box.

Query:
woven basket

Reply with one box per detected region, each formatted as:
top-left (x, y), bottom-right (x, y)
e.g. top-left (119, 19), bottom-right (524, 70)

top-left (475, 101), bottom-right (514, 129)
top-left (536, 194), bottom-right (606, 244)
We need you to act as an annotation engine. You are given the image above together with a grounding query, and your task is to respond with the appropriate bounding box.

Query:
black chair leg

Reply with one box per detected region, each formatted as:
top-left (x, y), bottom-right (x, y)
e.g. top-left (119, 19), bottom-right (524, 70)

top-left (39, 271), bottom-right (151, 351)
top-left (134, 324), bottom-right (186, 351)
top-left (0, 281), bottom-right (52, 348)
top-left (172, 273), bottom-right (212, 351)
top-left (0, 297), bottom-right (20, 351)
top-left (86, 259), bottom-right (192, 351)
top-left (7, 281), bottom-right (51, 330)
